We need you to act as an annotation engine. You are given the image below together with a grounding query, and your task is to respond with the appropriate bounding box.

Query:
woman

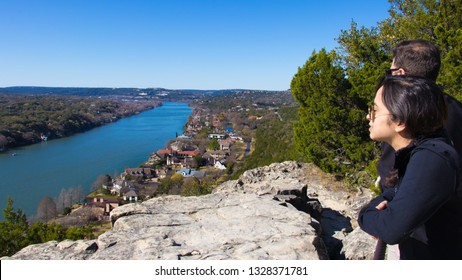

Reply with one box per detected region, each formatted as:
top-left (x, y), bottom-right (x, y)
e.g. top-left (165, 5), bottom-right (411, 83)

top-left (358, 75), bottom-right (462, 259)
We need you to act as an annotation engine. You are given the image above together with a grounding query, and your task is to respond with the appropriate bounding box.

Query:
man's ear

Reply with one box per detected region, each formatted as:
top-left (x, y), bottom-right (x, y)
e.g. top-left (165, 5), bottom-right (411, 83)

top-left (395, 68), bottom-right (407, 76)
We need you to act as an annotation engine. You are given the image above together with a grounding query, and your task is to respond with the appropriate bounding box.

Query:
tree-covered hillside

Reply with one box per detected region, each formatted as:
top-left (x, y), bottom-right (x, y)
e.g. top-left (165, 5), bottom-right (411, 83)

top-left (231, 105), bottom-right (306, 178)
top-left (0, 94), bottom-right (160, 150)
top-left (292, 0), bottom-right (462, 185)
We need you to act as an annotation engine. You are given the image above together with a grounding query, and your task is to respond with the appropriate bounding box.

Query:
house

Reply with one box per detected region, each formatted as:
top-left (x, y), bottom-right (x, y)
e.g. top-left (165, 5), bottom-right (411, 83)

top-left (230, 135), bottom-right (244, 142)
top-left (111, 180), bottom-right (139, 197)
top-left (166, 156), bottom-right (180, 166)
top-left (123, 190), bottom-right (138, 202)
top-left (111, 180), bottom-right (126, 195)
top-left (202, 152), bottom-right (216, 167)
top-left (177, 150), bottom-right (200, 158)
top-left (182, 157), bottom-right (196, 168)
top-left (157, 149), bottom-right (199, 159)
top-left (122, 168), bottom-right (153, 180)
top-left (207, 150), bottom-right (228, 160)
top-left (85, 197), bottom-right (122, 216)
top-left (219, 141), bottom-right (230, 151)
top-left (214, 161), bottom-right (227, 170)
top-left (157, 149), bottom-right (176, 158)
top-left (156, 168), bottom-right (173, 179)
top-left (208, 133), bottom-right (226, 140)
top-left (176, 168), bottom-right (206, 179)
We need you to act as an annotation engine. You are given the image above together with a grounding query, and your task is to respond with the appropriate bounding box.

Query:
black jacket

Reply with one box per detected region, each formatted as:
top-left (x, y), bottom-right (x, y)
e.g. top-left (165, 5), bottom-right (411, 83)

top-left (359, 137), bottom-right (462, 259)
top-left (378, 94), bottom-right (462, 190)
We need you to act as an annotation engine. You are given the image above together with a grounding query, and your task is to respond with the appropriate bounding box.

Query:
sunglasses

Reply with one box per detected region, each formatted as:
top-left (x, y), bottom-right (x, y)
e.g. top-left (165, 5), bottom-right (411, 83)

top-left (385, 68), bottom-right (401, 76)
top-left (368, 103), bottom-right (392, 121)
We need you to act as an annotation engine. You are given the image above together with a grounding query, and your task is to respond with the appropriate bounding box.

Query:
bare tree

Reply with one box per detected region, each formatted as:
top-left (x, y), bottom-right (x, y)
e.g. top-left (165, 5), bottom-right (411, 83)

top-left (37, 196), bottom-right (57, 222)
top-left (0, 134), bottom-right (8, 150)
top-left (71, 186), bottom-right (84, 205)
top-left (91, 174), bottom-right (112, 192)
top-left (56, 186), bottom-right (85, 214)
top-left (56, 188), bottom-right (71, 214)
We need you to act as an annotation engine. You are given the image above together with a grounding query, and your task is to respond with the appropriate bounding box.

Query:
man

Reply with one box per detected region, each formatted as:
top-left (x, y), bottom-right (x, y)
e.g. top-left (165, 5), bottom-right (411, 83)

top-left (377, 39), bottom-right (462, 190)
top-left (373, 39), bottom-right (462, 260)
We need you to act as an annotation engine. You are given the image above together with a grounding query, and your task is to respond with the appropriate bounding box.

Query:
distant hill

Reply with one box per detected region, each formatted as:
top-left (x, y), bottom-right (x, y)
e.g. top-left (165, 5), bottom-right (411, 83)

top-left (0, 94), bottom-right (160, 150)
top-left (0, 86), bottom-right (289, 102)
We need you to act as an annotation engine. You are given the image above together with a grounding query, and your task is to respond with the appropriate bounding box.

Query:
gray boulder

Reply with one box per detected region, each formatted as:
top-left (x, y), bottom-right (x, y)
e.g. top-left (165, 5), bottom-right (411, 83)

top-left (5, 192), bottom-right (327, 260)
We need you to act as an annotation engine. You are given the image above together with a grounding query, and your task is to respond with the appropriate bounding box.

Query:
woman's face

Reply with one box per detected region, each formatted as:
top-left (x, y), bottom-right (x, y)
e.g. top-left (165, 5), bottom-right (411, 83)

top-left (367, 86), bottom-right (397, 143)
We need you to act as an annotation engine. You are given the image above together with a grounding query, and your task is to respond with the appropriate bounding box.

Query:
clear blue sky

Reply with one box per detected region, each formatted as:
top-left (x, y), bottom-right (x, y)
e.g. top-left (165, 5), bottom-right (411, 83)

top-left (0, 0), bottom-right (390, 90)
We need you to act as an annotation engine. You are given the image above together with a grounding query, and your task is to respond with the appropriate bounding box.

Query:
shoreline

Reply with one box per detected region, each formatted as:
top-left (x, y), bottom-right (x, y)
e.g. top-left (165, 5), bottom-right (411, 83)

top-left (0, 100), bottom-right (163, 153)
top-left (0, 101), bottom-right (192, 219)
top-left (58, 102), bottom-right (195, 221)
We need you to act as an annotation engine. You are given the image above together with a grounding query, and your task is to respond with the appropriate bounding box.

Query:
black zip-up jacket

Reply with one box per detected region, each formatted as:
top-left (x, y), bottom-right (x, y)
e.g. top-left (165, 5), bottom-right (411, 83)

top-left (378, 94), bottom-right (462, 190)
top-left (359, 136), bottom-right (462, 259)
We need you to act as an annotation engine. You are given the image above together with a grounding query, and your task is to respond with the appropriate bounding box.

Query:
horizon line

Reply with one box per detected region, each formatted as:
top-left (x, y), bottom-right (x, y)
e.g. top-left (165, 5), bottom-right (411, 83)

top-left (0, 85), bottom-right (290, 92)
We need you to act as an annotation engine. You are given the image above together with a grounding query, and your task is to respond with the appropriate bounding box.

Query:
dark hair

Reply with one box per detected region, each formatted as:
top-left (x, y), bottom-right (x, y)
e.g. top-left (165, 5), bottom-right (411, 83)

top-left (381, 75), bottom-right (447, 138)
top-left (392, 39), bottom-right (441, 81)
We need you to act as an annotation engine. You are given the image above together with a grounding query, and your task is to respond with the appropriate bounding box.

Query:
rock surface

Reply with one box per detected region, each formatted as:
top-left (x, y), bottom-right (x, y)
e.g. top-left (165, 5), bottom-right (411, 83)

top-left (3, 161), bottom-right (376, 260)
top-left (213, 161), bottom-right (376, 259)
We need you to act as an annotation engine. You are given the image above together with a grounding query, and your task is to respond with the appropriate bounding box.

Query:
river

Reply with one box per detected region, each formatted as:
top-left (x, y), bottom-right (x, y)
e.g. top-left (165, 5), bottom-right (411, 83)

top-left (0, 102), bottom-right (191, 218)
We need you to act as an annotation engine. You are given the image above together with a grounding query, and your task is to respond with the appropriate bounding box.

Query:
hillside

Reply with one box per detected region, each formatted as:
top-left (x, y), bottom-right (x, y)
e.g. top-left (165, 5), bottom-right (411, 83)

top-left (0, 86), bottom-right (288, 103)
top-left (0, 94), bottom-right (160, 150)
top-left (2, 161), bottom-right (376, 260)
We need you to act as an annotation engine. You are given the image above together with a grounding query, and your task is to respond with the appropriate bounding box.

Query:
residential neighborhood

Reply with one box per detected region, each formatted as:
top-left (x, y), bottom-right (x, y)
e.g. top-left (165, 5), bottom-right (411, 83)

top-left (71, 90), bottom-right (297, 222)
top-left (81, 106), bottom-right (249, 220)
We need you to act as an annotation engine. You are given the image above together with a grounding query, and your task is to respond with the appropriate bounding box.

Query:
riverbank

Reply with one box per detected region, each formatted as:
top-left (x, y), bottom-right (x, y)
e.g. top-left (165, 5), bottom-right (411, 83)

top-left (0, 102), bottom-right (191, 218)
top-left (0, 94), bottom-right (162, 152)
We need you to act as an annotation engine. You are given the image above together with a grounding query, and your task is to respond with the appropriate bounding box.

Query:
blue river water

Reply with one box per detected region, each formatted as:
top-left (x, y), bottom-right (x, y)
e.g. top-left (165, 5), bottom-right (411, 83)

top-left (0, 102), bottom-right (191, 217)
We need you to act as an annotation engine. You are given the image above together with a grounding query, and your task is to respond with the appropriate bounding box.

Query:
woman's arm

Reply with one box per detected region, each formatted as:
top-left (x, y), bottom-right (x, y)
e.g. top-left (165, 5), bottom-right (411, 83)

top-left (358, 148), bottom-right (457, 244)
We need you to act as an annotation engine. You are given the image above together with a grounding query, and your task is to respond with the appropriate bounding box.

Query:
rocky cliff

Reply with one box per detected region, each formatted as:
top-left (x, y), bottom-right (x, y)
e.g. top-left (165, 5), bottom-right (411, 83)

top-left (3, 161), bottom-right (377, 260)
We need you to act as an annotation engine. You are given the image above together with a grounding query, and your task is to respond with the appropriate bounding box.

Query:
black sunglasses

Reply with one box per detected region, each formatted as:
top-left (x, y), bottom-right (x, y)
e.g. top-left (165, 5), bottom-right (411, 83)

top-left (385, 68), bottom-right (400, 76)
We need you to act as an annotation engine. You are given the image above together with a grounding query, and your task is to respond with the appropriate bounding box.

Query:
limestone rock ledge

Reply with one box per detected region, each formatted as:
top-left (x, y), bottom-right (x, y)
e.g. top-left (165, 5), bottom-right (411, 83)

top-left (3, 161), bottom-right (376, 260)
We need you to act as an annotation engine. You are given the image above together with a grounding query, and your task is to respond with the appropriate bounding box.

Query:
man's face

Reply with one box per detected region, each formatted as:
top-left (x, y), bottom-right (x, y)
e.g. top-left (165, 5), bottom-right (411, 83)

top-left (391, 59), bottom-right (397, 69)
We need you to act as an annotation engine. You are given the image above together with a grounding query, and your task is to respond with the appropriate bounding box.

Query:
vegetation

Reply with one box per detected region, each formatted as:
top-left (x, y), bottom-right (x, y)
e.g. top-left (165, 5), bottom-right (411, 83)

top-left (36, 197), bottom-right (58, 223)
top-left (232, 106), bottom-right (306, 178)
top-left (181, 180), bottom-right (214, 197)
top-left (193, 90), bottom-right (296, 111)
top-left (0, 94), bottom-right (159, 150)
top-left (0, 86), bottom-right (287, 103)
top-left (292, 0), bottom-right (462, 187)
top-left (0, 197), bottom-right (93, 257)
top-left (56, 186), bottom-right (85, 214)
top-left (291, 49), bottom-right (373, 175)
top-left (91, 175), bottom-right (112, 192)
top-left (157, 173), bottom-right (184, 195)
top-left (208, 138), bottom-right (220, 150)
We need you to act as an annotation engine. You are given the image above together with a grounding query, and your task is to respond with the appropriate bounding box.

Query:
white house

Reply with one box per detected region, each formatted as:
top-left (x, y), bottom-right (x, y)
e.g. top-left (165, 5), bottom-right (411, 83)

top-left (214, 161), bottom-right (227, 170)
top-left (176, 168), bottom-right (206, 179)
top-left (208, 133), bottom-right (225, 139)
